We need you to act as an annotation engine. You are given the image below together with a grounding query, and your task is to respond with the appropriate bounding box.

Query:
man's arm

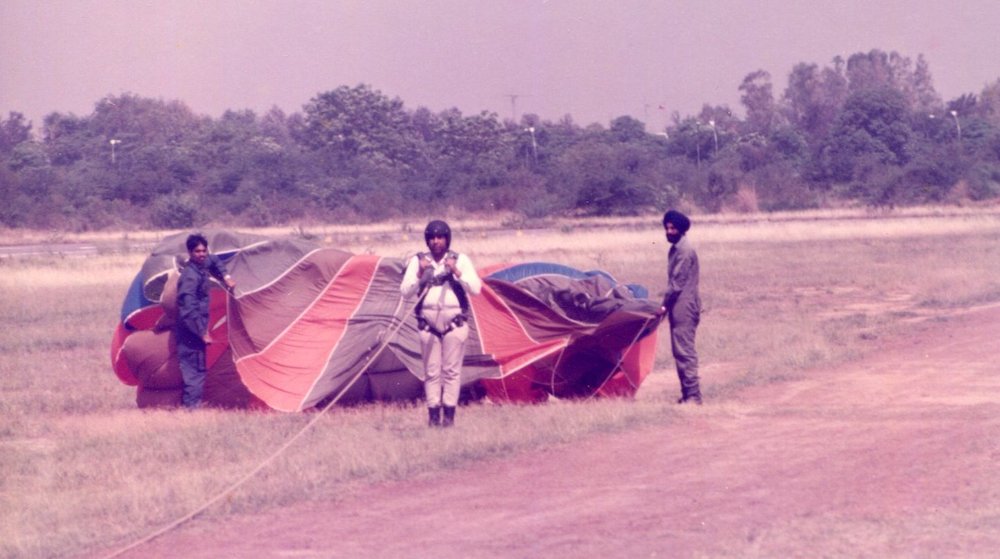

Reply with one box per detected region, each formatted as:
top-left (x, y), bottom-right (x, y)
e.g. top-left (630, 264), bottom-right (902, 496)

top-left (400, 255), bottom-right (423, 297)
top-left (206, 254), bottom-right (236, 290)
top-left (662, 247), bottom-right (696, 311)
top-left (451, 253), bottom-right (482, 295)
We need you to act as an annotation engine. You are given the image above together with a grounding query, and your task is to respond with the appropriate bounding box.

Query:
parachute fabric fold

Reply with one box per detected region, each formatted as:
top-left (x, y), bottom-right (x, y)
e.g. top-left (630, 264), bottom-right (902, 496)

top-left (111, 231), bottom-right (662, 411)
top-left (475, 263), bottom-right (661, 402)
top-left (229, 250), bottom-right (386, 411)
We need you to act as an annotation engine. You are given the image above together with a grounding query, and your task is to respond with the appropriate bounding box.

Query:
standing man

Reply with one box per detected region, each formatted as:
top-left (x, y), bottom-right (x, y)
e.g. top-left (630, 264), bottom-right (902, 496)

top-left (656, 210), bottom-right (702, 405)
top-left (401, 220), bottom-right (482, 427)
top-left (176, 233), bottom-right (236, 409)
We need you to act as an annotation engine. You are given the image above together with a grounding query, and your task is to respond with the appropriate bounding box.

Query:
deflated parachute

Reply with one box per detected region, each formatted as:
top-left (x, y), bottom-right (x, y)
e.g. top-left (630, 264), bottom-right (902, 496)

top-left (111, 232), bottom-right (662, 411)
top-left (111, 230), bottom-right (272, 408)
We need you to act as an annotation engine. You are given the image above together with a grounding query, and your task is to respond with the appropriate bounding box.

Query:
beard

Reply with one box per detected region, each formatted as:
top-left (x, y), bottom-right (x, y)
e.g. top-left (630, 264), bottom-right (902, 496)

top-left (666, 233), bottom-right (682, 244)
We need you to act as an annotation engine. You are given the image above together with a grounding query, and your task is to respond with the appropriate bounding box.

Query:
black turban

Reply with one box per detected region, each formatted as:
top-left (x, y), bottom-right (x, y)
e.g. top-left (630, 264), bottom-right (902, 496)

top-left (662, 209), bottom-right (691, 234)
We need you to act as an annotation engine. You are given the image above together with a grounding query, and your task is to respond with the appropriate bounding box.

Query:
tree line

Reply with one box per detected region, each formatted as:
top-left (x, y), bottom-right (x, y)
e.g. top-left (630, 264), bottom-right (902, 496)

top-left (1, 49), bottom-right (999, 231)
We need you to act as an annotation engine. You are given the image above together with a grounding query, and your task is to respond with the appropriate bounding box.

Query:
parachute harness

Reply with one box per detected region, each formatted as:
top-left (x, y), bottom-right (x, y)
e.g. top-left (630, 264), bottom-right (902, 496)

top-left (414, 251), bottom-right (470, 339)
top-left (101, 281), bottom-right (432, 559)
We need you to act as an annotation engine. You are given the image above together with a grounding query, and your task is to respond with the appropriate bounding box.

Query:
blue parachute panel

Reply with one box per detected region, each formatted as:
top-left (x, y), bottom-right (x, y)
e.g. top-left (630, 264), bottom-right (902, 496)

top-left (119, 271), bottom-right (152, 325)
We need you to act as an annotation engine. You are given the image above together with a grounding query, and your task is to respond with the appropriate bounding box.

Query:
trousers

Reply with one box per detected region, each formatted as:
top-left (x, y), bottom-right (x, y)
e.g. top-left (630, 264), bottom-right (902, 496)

top-left (669, 314), bottom-right (700, 397)
top-left (177, 331), bottom-right (206, 407)
top-left (419, 308), bottom-right (468, 407)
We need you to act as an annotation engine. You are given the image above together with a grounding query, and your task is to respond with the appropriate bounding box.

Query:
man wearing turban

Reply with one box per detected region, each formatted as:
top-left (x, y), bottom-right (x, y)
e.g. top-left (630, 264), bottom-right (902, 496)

top-left (656, 210), bottom-right (703, 404)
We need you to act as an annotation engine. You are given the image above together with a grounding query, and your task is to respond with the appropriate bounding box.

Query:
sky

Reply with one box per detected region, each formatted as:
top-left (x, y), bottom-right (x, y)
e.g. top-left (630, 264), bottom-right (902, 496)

top-left (3, 0), bottom-right (1000, 133)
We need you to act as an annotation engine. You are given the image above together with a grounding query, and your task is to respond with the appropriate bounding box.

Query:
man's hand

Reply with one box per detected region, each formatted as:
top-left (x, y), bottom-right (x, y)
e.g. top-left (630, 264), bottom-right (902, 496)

top-left (445, 255), bottom-right (460, 278)
top-left (419, 254), bottom-right (433, 274)
top-left (202, 333), bottom-right (213, 345)
top-left (224, 275), bottom-right (236, 291)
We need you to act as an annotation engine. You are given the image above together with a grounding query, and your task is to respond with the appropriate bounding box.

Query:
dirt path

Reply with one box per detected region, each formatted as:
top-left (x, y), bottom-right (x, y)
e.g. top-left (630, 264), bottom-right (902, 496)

top-left (95, 306), bottom-right (1000, 558)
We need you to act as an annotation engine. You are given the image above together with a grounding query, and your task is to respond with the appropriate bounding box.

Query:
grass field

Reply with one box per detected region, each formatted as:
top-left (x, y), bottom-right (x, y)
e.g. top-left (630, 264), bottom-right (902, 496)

top-left (2, 207), bottom-right (999, 559)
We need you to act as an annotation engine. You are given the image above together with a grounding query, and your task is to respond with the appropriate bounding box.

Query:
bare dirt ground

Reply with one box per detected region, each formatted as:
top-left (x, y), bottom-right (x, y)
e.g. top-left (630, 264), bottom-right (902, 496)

top-left (92, 305), bottom-right (1000, 559)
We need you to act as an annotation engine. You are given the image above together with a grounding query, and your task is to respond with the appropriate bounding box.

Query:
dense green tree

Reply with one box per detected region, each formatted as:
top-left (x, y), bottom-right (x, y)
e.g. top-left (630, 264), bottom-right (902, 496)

top-left (91, 94), bottom-right (204, 144)
top-left (740, 70), bottom-right (779, 135)
top-left (769, 126), bottom-right (810, 163)
top-left (665, 114), bottom-right (722, 167)
top-left (423, 108), bottom-right (514, 208)
top-left (0, 164), bottom-right (26, 225)
top-left (845, 50), bottom-right (943, 115)
top-left (3, 141), bottom-right (55, 227)
top-left (549, 132), bottom-right (668, 216)
top-left (979, 80), bottom-right (1000, 126)
top-left (0, 112), bottom-right (33, 154)
top-left (966, 161), bottom-right (1000, 200)
top-left (2, 48), bottom-right (998, 230)
top-left (908, 55), bottom-right (941, 113)
top-left (782, 60), bottom-right (848, 143)
top-left (42, 112), bottom-right (92, 166)
top-left (845, 50), bottom-right (897, 93)
top-left (608, 116), bottom-right (647, 143)
top-left (301, 84), bottom-right (423, 173)
top-left (819, 87), bottom-right (913, 182)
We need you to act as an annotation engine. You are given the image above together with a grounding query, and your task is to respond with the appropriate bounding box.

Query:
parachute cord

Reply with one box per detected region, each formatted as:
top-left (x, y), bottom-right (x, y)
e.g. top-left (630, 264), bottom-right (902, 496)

top-left (547, 343), bottom-right (568, 397)
top-left (546, 315), bottom-right (658, 399)
top-left (100, 285), bottom-right (429, 559)
top-left (588, 315), bottom-right (659, 399)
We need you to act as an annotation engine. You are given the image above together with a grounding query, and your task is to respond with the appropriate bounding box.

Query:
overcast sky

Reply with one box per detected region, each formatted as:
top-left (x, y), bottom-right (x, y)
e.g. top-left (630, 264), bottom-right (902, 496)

top-left (3, 0), bottom-right (999, 132)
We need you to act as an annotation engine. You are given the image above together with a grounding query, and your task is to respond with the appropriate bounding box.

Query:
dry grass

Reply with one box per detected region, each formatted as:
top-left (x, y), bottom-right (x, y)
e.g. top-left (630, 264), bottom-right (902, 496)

top-left (2, 208), bottom-right (1000, 558)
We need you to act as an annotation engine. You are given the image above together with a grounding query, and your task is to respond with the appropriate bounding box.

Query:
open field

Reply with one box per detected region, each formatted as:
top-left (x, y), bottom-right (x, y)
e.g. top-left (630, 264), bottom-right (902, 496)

top-left (89, 304), bottom-right (1000, 559)
top-left (2, 208), bottom-right (1000, 558)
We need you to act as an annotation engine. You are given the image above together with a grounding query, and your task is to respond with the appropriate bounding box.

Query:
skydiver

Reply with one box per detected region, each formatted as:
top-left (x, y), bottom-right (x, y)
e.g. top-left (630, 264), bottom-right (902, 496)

top-left (400, 220), bottom-right (482, 427)
top-left (655, 210), bottom-right (703, 405)
top-left (176, 233), bottom-right (237, 408)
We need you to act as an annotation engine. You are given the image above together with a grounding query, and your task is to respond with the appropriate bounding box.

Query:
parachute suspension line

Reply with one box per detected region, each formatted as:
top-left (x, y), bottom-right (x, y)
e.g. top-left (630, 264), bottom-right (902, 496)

top-left (588, 315), bottom-right (658, 399)
top-left (100, 286), bottom-right (430, 559)
top-left (544, 315), bottom-right (658, 398)
top-left (548, 343), bottom-right (568, 397)
top-left (311, 282), bottom-right (431, 414)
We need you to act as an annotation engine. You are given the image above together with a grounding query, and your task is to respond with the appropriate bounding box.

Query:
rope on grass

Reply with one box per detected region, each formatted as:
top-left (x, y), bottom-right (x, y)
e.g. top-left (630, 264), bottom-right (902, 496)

top-left (101, 284), bottom-right (427, 559)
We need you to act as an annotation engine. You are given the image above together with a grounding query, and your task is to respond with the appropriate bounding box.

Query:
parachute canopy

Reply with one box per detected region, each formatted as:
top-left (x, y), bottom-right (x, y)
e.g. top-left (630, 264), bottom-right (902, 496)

top-left (112, 231), bottom-right (662, 411)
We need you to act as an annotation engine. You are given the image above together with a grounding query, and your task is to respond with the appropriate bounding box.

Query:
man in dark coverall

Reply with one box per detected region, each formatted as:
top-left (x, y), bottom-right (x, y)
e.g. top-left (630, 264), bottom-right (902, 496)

top-left (656, 210), bottom-right (702, 404)
top-left (176, 234), bottom-right (236, 408)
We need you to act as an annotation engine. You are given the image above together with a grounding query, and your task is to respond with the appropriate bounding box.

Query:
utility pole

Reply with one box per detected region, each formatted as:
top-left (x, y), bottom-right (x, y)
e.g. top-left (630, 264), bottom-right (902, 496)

top-left (504, 93), bottom-right (527, 123)
top-left (109, 139), bottom-right (121, 165)
top-left (525, 126), bottom-right (538, 164)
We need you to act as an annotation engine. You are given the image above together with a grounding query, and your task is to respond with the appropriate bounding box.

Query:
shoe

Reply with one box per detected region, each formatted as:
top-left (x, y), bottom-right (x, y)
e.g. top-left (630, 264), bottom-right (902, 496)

top-left (442, 406), bottom-right (456, 427)
top-left (427, 406), bottom-right (441, 427)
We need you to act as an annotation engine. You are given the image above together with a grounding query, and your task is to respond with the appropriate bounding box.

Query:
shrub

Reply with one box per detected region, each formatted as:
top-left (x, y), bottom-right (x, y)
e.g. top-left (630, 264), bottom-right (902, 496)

top-left (966, 162), bottom-right (1000, 201)
top-left (151, 194), bottom-right (198, 228)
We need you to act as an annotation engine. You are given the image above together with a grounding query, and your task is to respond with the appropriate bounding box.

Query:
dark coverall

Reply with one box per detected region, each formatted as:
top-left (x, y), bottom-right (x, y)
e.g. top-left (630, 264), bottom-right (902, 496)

top-left (176, 254), bottom-right (229, 408)
top-left (663, 235), bottom-right (702, 401)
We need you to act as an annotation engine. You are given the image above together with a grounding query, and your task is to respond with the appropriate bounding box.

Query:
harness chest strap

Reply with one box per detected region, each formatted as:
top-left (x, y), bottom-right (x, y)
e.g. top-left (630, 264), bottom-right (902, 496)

top-left (415, 251), bottom-right (470, 338)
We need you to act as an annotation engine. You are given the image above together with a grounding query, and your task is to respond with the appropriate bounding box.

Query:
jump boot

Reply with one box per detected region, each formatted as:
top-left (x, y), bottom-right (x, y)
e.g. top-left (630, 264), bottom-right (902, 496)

top-left (442, 406), bottom-right (456, 427)
top-left (677, 385), bottom-right (703, 405)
